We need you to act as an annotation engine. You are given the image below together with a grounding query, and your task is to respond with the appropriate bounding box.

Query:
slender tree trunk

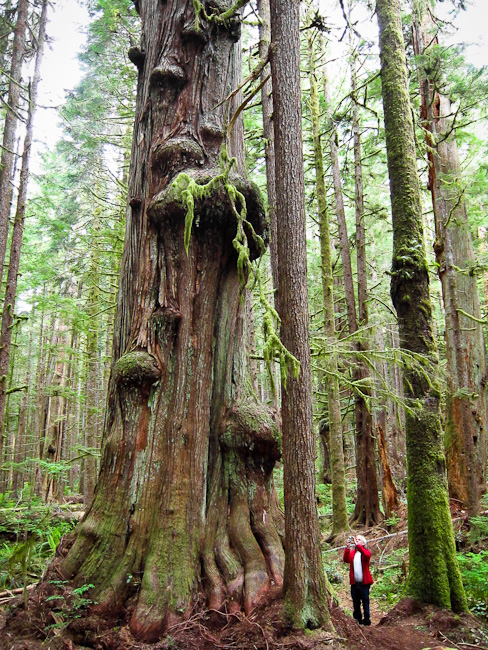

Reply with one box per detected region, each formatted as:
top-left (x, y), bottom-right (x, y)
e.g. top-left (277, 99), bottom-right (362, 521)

top-left (42, 323), bottom-right (69, 502)
top-left (257, 0), bottom-right (280, 405)
top-left (0, 0), bottom-right (28, 284)
top-left (376, 0), bottom-right (467, 611)
top-left (33, 287), bottom-right (48, 496)
top-left (84, 214), bottom-right (101, 505)
top-left (257, 0), bottom-right (277, 308)
top-left (269, 0), bottom-right (331, 630)
top-left (11, 308), bottom-right (35, 497)
top-left (412, 0), bottom-right (487, 515)
top-left (58, 1), bottom-right (284, 641)
top-left (0, 1), bottom-right (15, 75)
top-left (0, 0), bottom-right (48, 455)
top-left (307, 30), bottom-right (348, 537)
top-left (0, 318), bottom-right (19, 490)
top-left (324, 64), bottom-right (381, 527)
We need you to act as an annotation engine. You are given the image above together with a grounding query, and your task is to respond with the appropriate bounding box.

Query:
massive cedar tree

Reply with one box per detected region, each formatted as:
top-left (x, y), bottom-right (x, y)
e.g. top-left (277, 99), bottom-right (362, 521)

top-left (59, 1), bottom-right (284, 641)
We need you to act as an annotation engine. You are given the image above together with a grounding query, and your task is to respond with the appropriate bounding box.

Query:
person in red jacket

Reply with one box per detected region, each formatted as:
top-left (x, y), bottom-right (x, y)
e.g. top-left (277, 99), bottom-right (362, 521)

top-left (343, 535), bottom-right (373, 625)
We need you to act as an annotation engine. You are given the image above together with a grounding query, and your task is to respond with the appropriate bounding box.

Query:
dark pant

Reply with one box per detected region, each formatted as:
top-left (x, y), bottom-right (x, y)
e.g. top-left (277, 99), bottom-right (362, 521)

top-left (351, 583), bottom-right (371, 625)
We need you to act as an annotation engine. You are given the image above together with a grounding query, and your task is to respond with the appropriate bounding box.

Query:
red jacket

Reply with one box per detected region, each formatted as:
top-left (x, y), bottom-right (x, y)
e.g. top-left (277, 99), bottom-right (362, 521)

top-left (343, 544), bottom-right (373, 585)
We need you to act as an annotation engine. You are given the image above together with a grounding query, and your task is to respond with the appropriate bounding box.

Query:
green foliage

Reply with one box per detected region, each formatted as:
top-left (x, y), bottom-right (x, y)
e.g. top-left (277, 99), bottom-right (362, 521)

top-left (44, 581), bottom-right (96, 633)
top-left (0, 503), bottom-right (76, 591)
top-left (373, 549), bottom-right (408, 607)
top-left (457, 550), bottom-right (488, 620)
top-left (385, 513), bottom-right (401, 529)
top-left (467, 515), bottom-right (488, 544)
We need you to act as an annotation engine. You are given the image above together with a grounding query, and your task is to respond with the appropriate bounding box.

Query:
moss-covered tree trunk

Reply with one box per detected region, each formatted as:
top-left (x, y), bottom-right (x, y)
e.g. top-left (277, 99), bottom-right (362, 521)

top-left (376, 0), bottom-right (467, 611)
top-left (307, 30), bottom-right (348, 538)
top-left (57, 0), bottom-right (284, 642)
top-left (84, 212), bottom-right (101, 506)
top-left (269, 0), bottom-right (331, 630)
top-left (412, 0), bottom-right (487, 516)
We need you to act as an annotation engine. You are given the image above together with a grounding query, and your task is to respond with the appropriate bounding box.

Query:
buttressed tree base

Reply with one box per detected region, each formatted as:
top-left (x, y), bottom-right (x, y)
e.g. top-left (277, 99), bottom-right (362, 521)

top-left (57, 0), bottom-right (284, 641)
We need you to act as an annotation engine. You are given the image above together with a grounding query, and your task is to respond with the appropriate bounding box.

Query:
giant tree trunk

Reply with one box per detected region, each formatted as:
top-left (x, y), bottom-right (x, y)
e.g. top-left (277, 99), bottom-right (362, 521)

top-left (269, 0), bottom-right (331, 630)
top-left (307, 30), bottom-right (348, 538)
top-left (59, 1), bottom-right (284, 642)
top-left (412, 1), bottom-right (487, 516)
top-left (376, 0), bottom-right (467, 611)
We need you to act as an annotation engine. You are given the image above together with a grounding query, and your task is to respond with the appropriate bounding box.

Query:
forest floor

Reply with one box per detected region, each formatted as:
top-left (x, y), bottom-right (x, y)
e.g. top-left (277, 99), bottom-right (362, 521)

top-left (0, 500), bottom-right (487, 650)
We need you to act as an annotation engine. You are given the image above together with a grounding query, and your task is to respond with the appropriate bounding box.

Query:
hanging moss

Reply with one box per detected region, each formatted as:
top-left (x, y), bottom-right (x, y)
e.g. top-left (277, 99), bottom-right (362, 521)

top-left (168, 146), bottom-right (300, 388)
top-left (192, 0), bottom-right (247, 31)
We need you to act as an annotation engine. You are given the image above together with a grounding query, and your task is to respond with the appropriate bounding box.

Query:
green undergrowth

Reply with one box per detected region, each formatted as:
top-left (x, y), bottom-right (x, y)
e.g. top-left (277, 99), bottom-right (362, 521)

top-left (0, 494), bottom-right (77, 592)
top-left (457, 549), bottom-right (488, 620)
top-left (316, 482), bottom-right (488, 622)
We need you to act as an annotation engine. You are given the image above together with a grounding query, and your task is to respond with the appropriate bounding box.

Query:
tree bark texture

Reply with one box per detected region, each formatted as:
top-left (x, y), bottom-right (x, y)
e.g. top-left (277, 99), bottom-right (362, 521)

top-left (84, 213), bottom-right (101, 506)
top-left (269, 0), bottom-right (331, 630)
top-left (324, 65), bottom-right (381, 527)
top-left (412, 1), bottom-right (487, 516)
top-left (307, 31), bottom-right (348, 538)
top-left (376, 0), bottom-right (467, 611)
top-left (257, 0), bottom-right (278, 311)
top-left (257, 0), bottom-right (280, 406)
top-left (0, 0), bottom-right (28, 287)
top-left (59, 1), bottom-right (284, 641)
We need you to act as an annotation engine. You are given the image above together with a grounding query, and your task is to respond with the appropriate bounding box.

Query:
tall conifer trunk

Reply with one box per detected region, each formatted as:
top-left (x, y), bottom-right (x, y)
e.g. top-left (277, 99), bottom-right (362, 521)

top-left (269, 0), bottom-right (331, 630)
top-left (307, 30), bottom-right (348, 538)
top-left (412, 0), bottom-right (487, 515)
top-left (0, 0), bottom-right (48, 450)
top-left (0, 0), bottom-right (28, 286)
top-left (57, 1), bottom-right (284, 641)
top-left (324, 64), bottom-right (381, 527)
top-left (376, 0), bottom-right (467, 611)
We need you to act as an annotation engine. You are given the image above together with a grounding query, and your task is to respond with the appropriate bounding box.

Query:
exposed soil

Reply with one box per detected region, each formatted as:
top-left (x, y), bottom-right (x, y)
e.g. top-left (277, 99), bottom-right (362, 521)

top-left (1, 586), bottom-right (487, 650)
top-left (1, 505), bottom-right (487, 650)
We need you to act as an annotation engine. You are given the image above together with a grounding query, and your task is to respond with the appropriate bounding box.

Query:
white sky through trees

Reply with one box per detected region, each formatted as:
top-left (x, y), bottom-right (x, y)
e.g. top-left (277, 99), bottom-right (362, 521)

top-left (33, 0), bottom-right (488, 168)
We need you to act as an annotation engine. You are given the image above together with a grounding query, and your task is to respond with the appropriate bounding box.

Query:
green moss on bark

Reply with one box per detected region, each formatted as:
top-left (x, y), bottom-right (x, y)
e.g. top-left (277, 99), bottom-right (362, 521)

top-left (376, 0), bottom-right (467, 613)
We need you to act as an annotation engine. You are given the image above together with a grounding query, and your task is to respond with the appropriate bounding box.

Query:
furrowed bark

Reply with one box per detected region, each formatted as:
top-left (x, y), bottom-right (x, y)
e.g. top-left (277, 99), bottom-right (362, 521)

top-left (57, 1), bottom-right (284, 641)
top-left (269, 0), bottom-right (331, 630)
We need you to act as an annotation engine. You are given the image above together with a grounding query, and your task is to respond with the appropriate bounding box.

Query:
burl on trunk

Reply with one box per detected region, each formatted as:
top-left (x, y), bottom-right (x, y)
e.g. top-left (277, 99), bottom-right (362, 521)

top-left (59, 1), bottom-right (284, 641)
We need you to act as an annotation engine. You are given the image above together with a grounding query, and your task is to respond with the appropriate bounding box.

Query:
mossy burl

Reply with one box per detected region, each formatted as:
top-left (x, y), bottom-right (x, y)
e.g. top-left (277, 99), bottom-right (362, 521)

top-left (114, 350), bottom-right (160, 389)
top-left (163, 146), bottom-right (300, 388)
